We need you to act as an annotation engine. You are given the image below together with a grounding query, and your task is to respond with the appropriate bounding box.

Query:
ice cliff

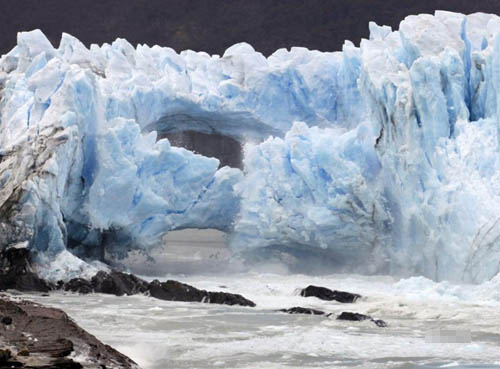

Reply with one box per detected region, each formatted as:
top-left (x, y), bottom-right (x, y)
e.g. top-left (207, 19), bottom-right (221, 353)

top-left (2, 11), bottom-right (500, 282)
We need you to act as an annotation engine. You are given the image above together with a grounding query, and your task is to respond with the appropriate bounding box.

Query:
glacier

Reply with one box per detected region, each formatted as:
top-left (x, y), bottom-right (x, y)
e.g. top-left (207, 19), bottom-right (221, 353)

top-left (2, 11), bottom-right (500, 282)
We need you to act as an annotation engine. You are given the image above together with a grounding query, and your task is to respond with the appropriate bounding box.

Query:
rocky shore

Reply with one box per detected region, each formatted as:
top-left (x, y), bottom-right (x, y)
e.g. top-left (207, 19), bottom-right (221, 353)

top-left (0, 247), bottom-right (257, 368)
top-left (0, 296), bottom-right (139, 369)
top-left (0, 248), bottom-right (256, 307)
top-left (0, 246), bottom-right (388, 368)
top-left (61, 271), bottom-right (256, 307)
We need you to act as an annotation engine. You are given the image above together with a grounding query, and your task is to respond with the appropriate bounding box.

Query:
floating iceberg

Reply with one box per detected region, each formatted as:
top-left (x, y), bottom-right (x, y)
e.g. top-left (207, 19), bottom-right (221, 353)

top-left (2, 11), bottom-right (500, 282)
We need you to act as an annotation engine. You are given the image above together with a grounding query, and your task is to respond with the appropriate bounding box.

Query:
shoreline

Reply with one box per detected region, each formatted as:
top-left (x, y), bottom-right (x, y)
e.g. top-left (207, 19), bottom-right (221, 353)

top-left (0, 294), bottom-right (140, 369)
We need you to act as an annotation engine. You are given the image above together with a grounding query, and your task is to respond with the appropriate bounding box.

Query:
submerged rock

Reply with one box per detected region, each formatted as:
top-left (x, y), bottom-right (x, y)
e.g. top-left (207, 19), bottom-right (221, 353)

top-left (337, 311), bottom-right (387, 327)
top-left (300, 285), bottom-right (361, 303)
top-left (0, 297), bottom-right (138, 368)
top-left (279, 306), bottom-right (327, 315)
top-left (0, 248), bottom-right (52, 292)
top-left (279, 308), bottom-right (387, 327)
top-left (371, 318), bottom-right (388, 328)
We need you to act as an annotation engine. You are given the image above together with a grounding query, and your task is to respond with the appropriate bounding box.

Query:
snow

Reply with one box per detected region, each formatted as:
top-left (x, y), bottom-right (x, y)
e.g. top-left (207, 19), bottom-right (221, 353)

top-left (2, 11), bottom-right (500, 282)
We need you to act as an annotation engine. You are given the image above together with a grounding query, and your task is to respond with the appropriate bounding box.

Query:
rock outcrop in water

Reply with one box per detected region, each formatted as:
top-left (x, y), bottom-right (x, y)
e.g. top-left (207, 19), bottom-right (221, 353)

top-left (300, 285), bottom-right (361, 303)
top-left (278, 307), bottom-right (388, 327)
top-left (0, 248), bottom-right (256, 307)
top-left (62, 271), bottom-right (257, 307)
top-left (0, 296), bottom-right (139, 368)
top-left (279, 306), bottom-right (327, 315)
top-left (62, 271), bottom-right (149, 296)
top-left (148, 279), bottom-right (256, 306)
top-left (337, 311), bottom-right (387, 327)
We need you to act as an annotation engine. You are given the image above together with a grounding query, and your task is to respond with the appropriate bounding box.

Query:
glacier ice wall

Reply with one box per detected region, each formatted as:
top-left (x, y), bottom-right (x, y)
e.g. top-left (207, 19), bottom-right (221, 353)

top-left (236, 12), bottom-right (500, 282)
top-left (2, 11), bottom-right (500, 282)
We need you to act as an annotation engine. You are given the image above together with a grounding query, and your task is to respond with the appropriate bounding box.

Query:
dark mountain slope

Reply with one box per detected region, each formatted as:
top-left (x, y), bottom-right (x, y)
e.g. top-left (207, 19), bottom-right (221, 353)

top-left (1, 0), bottom-right (500, 56)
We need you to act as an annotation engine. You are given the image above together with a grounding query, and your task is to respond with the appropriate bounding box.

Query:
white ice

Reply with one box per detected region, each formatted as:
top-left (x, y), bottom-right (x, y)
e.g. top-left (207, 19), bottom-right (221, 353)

top-left (2, 12), bottom-right (500, 282)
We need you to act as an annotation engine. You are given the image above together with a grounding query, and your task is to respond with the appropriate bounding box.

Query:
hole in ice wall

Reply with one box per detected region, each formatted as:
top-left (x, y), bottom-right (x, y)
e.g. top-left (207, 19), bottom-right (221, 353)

top-left (119, 228), bottom-right (233, 276)
top-left (145, 111), bottom-right (280, 169)
top-left (159, 130), bottom-right (243, 169)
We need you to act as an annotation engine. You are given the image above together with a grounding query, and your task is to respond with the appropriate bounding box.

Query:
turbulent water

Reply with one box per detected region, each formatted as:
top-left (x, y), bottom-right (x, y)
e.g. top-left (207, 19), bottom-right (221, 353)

top-left (20, 272), bottom-right (500, 369)
top-left (6, 229), bottom-right (498, 369)
top-left (4, 10), bottom-right (500, 367)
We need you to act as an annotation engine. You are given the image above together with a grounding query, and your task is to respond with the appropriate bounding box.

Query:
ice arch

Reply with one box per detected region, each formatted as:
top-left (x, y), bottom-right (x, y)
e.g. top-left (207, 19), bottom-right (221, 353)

top-left (4, 11), bottom-right (500, 283)
top-left (144, 111), bottom-right (265, 170)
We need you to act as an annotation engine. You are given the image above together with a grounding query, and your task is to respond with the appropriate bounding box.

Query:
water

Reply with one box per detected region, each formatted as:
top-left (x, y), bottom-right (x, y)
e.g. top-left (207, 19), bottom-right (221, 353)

top-left (18, 272), bottom-right (500, 369)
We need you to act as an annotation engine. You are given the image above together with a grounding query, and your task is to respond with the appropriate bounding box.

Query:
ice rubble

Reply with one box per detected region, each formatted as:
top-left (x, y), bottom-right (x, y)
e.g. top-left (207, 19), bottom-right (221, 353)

top-left (2, 11), bottom-right (500, 282)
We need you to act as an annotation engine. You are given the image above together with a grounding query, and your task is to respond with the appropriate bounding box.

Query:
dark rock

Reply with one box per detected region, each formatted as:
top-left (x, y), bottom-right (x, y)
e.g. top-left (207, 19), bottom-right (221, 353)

top-left (0, 297), bottom-right (137, 368)
top-left (148, 280), bottom-right (206, 302)
top-left (148, 280), bottom-right (256, 307)
top-left (372, 319), bottom-right (388, 328)
top-left (47, 358), bottom-right (84, 368)
top-left (279, 307), bottom-right (326, 315)
top-left (0, 349), bottom-right (11, 363)
top-left (337, 311), bottom-right (387, 327)
top-left (205, 291), bottom-right (256, 307)
top-left (1, 316), bottom-right (12, 325)
top-left (337, 312), bottom-right (370, 321)
top-left (4, 357), bottom-right (85, 368)
top-left (300, 285), bottom-right (361, 303)
top-left (91, 271), bottom-right (149, 296)
top-left (17, 348), bottom-right (29, 357)
top-left (62, 278), bottom-right (93, 294)
top-left (62, 272), bottom-right (256, 307)
top-left (0, 248), bottom-right (52, 292)
top-left (34, 338), bottom-right (74, 358)
top-left (0, 360), bottom-right (23, 368)
top-left (63, 271), bottom-right (149, 296)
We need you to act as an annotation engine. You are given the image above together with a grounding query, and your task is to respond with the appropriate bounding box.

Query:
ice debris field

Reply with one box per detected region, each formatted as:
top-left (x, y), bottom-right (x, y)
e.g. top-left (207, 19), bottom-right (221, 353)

top-left (2, 11), bottom-right (500, 283)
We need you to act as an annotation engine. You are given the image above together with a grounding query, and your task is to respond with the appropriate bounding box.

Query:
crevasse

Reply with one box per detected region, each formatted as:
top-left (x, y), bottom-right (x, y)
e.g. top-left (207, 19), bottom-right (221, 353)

top-left (1, 11), bottom-right (500, 282)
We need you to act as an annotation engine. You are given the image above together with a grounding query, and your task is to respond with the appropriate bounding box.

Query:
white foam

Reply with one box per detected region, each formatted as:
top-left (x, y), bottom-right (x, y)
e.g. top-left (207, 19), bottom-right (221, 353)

top-left (17, 273), bottom-right (500, 369)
